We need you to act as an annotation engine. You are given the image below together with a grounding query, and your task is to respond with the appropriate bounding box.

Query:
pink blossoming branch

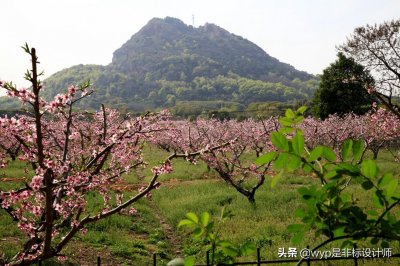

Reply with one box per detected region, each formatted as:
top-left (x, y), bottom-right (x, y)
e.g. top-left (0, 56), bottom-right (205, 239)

top-left (0, 45), bottom-right (226, 265)
top-left (154, 118), bottom-right (278, 203)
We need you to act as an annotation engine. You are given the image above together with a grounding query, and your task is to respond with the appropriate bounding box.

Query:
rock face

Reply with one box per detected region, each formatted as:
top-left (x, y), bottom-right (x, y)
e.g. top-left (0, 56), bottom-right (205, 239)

top-left (39, 17), bottom-right (317, 112)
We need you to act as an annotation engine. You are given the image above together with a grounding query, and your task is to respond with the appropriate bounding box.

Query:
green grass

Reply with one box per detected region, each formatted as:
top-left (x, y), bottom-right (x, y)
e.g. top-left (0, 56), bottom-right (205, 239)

top-left (74, 194), bottom-right (172, 264)
top-left (151, 148), bottom-right (400, 264)
top-left (0, 148), bottom-right (399, 265)
top-left (0, 160), bottom-right (30, 261)
top-left (0, 159), bottom-right (34, 191)
top-left (370, 150), bottom-right (400, 174)
top-left (152, 176), bottom-right (314, 262)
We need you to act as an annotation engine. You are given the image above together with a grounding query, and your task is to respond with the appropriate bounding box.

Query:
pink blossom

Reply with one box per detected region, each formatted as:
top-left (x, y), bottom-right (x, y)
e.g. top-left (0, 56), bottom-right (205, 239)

top-left (151, 161), bottom-right (173, 175)
top-left (68, 131), bottom-right (80, 140)
top-left (30, 175), bottom-right (43, 191)
top-left (68, 85), bottom-right (77, 95)
top-left (129, 207), bottom-right (138, 215)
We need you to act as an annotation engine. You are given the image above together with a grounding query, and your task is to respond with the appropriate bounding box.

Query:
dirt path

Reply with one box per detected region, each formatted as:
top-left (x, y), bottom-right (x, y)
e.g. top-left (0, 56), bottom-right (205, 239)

top-left (148, 198), bottom-right (183, 258)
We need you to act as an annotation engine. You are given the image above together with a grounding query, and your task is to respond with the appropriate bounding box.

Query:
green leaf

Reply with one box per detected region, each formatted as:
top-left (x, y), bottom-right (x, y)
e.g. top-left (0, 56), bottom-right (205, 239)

top-left (297, 106), bottom-right (307, 114)
top-left (271, 170), bottom-right (284, 188)
top-left (321, 147), bottom-right (337, 162)
top-left (286, 155), bottom-right (302, 172)
top-left (336, 162), bottom-right (360, 174)
top-left (307, 146), bottom-right (324, 162)
top-left (21, 42), bottom-right (30, 53)
top-left (185, 212), bottom-right (199, 224)
top-left (303, 163), bottom-right (313, 173)
top-left (294, 116), bottom-right (304, 124)
top-left (200, 212), bottom-right (210, 227)
top-left (292, 132), bottom-right (304, 155)
top-left (372, 190), bottom-right (384, 208)
top-left (386, 179), bottom-right (398, 198)
top-left (339, 193), bottom-right (350, 203)
top-left (341, 139), bottom-right (353, 161)
top-left (218, 240), bottom-right (234, 247)
top-left (273, 153), bottom-right (289, 170)
top-left (341, 240), bottom-right (354, 249)
top-left (285, 109), bottom-right (296, 119)
top-left (207, 232), bottom-right (216, 241)
top-left (333, 227), bottom-right (345, 237)
top-left (352, 140), bottom-right (364, 162)
top-left (192, 227), bottom-right (204, 238)
top-left (378, 173), bottom-right (393, 188)
top-left (298, 187), bottom-right (316, 202)
top-left (294, 209), bottom-right (306, 218)
top-left (287, 224), bottom-right (303, 233)
top-left (298, 187), bottom-right (312, 197)
top-left (325, 170), bottom-right (338, 179)
top-left (367, 210), bottom-right (378, 217)
top-left (279, 117), bottom-right (293, 127)
top-left (221, 246), bottom-right (239, 257)
top-left (361, 180), bottom-right (374, 190)
top-left (271, 132), bottom-right (289, 152)
top-left (206, 221), bottom-right (214, 232)
top-left (240, 242), bottom-right (256, 256)
top-left (255, 151), bottom-right (277, 166)
top-left (291, 232), bottom-right (304, 245)
top-left (279, 126), bottom-right (294, 134)
top-left (361, 160), bottom-right (378, 179)
top-left (184, 256), bottom-right (195, 266)
top-left (178, 219), bottom-right (196, 228)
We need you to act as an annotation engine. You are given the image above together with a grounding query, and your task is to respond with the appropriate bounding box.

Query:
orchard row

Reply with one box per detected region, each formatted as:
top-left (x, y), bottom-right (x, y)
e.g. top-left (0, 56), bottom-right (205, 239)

top-left (0, 47), bottom-right (399, 265)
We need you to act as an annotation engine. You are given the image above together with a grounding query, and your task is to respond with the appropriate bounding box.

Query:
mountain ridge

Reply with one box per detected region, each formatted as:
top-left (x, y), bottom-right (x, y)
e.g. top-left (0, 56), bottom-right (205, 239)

top-left (1, 17), bottom-right (318, 116)
top-left (111, 17), bottom-right (311, 81)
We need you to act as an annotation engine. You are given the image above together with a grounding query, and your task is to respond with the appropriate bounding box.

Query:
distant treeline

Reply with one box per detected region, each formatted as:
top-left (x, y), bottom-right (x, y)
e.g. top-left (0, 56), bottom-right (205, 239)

top-left (0, 100), bottom-right (310, 121)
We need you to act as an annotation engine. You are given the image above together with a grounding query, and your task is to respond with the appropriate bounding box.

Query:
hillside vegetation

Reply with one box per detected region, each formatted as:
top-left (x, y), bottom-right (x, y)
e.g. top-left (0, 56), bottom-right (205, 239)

top-left (1, 17), bottom-right (318, 116)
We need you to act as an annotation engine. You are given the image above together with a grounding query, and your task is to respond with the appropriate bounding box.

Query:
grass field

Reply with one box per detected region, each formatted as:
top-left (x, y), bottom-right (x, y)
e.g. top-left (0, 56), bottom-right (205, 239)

top-left (0, 147), bottom-right (399, 265)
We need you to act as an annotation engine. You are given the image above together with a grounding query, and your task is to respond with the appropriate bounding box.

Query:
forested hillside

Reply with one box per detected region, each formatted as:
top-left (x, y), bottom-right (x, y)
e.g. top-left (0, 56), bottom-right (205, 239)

top-left (1, 17), bottom-right (319, 116)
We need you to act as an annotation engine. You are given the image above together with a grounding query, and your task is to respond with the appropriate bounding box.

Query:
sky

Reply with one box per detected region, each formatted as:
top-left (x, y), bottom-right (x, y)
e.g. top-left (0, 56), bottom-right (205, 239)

top-left (1, 0), bottom-right (399, 95)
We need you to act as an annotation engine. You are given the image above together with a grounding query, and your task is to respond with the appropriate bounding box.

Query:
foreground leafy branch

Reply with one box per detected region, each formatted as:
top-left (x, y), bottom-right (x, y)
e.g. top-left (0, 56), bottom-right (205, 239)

top-left (176, 208), bottom-right (255, 265)
top-left (257, 106), bottom-right (400, 265)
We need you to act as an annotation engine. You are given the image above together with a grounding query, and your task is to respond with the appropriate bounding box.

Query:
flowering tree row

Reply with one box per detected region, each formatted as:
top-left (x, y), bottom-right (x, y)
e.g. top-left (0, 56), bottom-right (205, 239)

top-left (152, 108), bottom-right (399, 203)
top-left (0, 46), bottom-right (399, 265)
top-left (154, 118), bottom-right (278, 203)
top-left (301, 106), bottom-right (400, 160)
top-left (255, 107), bottom-right (400, 265)
top-left (0, 46), bottom-right (225, 265)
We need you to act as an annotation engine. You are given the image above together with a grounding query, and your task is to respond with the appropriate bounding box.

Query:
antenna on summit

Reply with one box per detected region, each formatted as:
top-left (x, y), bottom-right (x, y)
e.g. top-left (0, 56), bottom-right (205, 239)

top-left (192, 14), bottom-right (195, 27)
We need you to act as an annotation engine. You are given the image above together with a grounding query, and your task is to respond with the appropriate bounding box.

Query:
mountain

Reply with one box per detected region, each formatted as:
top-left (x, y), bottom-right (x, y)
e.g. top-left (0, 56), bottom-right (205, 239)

top-left (111, 17), bottom-right (311, 81)
top-left (3, 17), bottom-right (319, 116)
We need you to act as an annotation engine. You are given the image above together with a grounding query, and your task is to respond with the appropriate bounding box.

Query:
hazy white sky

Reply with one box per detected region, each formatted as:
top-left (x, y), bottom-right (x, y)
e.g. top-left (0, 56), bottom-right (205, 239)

top-left (1, 0), bottom-right (399, 93)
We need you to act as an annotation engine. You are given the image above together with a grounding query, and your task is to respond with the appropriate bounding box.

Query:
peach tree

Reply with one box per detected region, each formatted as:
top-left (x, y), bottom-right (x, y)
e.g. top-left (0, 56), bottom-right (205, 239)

top-left (0, 45), bottom-right (223, 265)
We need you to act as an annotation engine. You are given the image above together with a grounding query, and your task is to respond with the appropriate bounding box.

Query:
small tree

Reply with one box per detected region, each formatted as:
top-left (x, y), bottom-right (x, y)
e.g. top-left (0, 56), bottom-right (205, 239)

top-left (154, 118), bottom-right (278, 203)
top-left (312, 52), bottom-right (375, 119)
top-left (0, 45), bottom-right (224, 265)
top-left (340, 19), bottom-right (400, 118)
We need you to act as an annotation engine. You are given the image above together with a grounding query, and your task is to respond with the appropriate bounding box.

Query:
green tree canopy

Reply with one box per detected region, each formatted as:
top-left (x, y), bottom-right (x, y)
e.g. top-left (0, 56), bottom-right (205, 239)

top-left (312, 52), bottom-right (375, 119)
